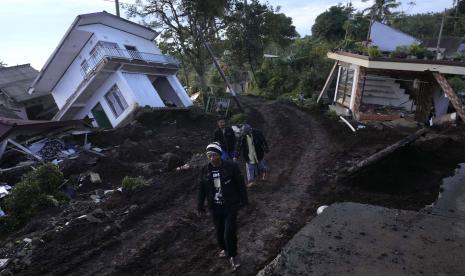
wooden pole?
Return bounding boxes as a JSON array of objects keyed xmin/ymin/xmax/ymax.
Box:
[
  {"xmin": 436, "ymin": 9, "xmax": 446, "ymax": 59},
  {"xmin": 344, "ymin": 128, "xmax": 429, "ymax": 176},
  {"xmin": 199, "ymin": 30, "xmax": 243, "ymax": 111},
  {"xmin": 317, "ymin": 61, "xmax": 338, "ymax": 103}
]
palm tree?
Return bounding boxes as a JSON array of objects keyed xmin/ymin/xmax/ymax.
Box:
[{"xmin": 362, "ymin": 0, "xmax": 400, "ymax": 23}]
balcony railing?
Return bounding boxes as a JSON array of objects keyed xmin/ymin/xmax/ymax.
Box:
[{"xmin": 80, "ymin": 46, "xmax": 179, "ymax": 77}]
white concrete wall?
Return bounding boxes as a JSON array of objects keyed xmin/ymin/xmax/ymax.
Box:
[
  {"xmin": 167, "ymin": 75, "xmax": 193, "ymax": 107},
  {"xmin": 122, "ymin": 73, "xmax": 165, "ymax": 107},
  {"xmin": 52, "ymin": 34, "xmax": 99, "ymax": 109},
  {"xmin": 74, "ymin": 71, "xmax": 137, "ymax": 127},
  {"xmin": 77, "ymin": 24, "xmax": 161, "ymax": 54},
  {"xmin": 52, "ymin": 24, "xmax": 162, "ymax": 109},
  {"xmin": 433, "ymin": 88, "xmax": 450, "ymax": 117}
]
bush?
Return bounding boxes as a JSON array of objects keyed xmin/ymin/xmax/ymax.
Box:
[
  {"xmin": 122, "ymin": 176, "xmax": 149, "ymax": 193},
  {"xmin": 368, "ymin": 47, "xmax": 381, "ymax": 58},
  {"xmin": 3, "ymin": 163, "xmax": 67, "ymax": 232},
  {"xmin": 390, "ymin": 45, "xmax": 409, "ymax": 58},
  {"xmin": 230, "ymin": 113, "xmax": 248, "ymax": 125},
  {"xmin": 448, "ymin": 76, "xmax": 465, "ymax": 92}
]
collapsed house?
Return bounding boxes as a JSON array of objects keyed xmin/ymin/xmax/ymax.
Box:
[
  {"xmin": 0, "ymin": 64, "xmax": 57, "ymax": 120},
  {"xmin": 320, "ymin": 22, "xmax": 465, "ymax": 125},
  {"xmin": 28, "ymin": 11, "xmax": 193, "ymax": 128}
]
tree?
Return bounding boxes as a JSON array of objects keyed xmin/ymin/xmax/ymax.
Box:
[
  {"xmin": 127, "ymin": 0, "xmax": 234, "ymax": 105},
  {"xmin": 362, "ymin": 0, "xmax": 400, "ymax": 23},
  {"xmin": 311, "ymin": 5, "xmax": 354, "ymax": 42},
  {"xmin": 343, "ymin": 12, "xmax": 370, "ymax": 41},
  {"xmin": 225, "ymin": 1, "xmax": 298, "ymax": 81},
  {"xmin": 0, "ymin": 60, "xmax": 6, "ymax": 67}
]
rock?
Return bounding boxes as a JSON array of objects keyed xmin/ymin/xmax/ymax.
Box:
[
  {"xmin": 0, "ymin": 259, "xmax": 9, "ymax": 268},
  {"xmin": 90, "ymin": 195, "xmax": 101, "ymax": 203},
  {"xmin": 23, "ymin": 238, "xmax": 32, "ymax": 243},
  {"xmin": 317, "ymin": 205, "xmax": 329, "ymax": 215},
  {"xmin": 161, "ymin": 153, "xmax": 184, "ymax": 171},
  {"xmin": 129, "ymin": 205, "xmax": 139, "ymax": 213},
  {"xmin": 90, "ymin": 172, "xmax": 102, "ymax": 184}
]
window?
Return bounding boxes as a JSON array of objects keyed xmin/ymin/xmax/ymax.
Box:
[{"xmin": 105, "ymin": 85, "xmax": 129, "ymax": 118}]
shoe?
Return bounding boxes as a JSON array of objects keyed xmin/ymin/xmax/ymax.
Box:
[
  {"xmin": 230, "ymin": 257, "xmax": 240, "ymax": 271},
  {"xmin": 218, "ymin": 250, "xmax": 226, "ymax": 258},
  {"xmin": 247, "ymin": 182, "xmax": 255, "ymax": 188}
]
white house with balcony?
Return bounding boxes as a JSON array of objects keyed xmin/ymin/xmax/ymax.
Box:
[{"xmin": 28, "ymin": 11, "xmax": 192, "ymax": 128}]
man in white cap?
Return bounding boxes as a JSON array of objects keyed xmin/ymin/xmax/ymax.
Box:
[{"xmin": 198, "ymin": 142, "xmax": 248, "ymax": 271}]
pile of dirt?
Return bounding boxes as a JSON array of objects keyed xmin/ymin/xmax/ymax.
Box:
[{"xmin": 1, "ymin": 98, "xmax": 464, "ymax": 275}]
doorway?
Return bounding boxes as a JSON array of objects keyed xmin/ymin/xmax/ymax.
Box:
[{"xmin": 91, "ymin": 103, "xmax": 112, "ymax": 128}]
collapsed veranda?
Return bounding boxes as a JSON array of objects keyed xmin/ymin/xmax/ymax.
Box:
[{"xmin": 320, "ymin": 21, "xmax": 465, "ymax": 125}]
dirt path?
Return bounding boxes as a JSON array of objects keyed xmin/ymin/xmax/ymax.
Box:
[
  {"xmin": 111, "ymin": 97, "xmax": 337, "ymax": 275},
  {"xmin": 4, "ymin": 97, "xmax": 338, "ymax": 276}
]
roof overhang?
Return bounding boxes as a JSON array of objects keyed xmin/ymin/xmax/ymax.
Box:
[
  {"xmin": 29, "ymin": 12, "xmax": 159, "ymax": 95},
  {"xmin": 328, "ymin": 52, "xmax": 465, "ymax": 75}
]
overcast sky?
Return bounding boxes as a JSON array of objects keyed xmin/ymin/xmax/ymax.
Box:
[{"xmin": 0, "ymin": 0, "xmax": 454, "ymax": 69}]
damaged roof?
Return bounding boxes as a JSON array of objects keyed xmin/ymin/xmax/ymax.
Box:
[
  {"xmin": 0, "ymin": 117, "xmax": 91, "ymax": 141},
  {"xmin": 0, "ymin": 64, "xmax": 48, "ymax": 102}
]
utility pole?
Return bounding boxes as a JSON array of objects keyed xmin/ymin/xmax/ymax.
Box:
[
  {"xmin": 198, "ymin": 31, "xmax": 243, "ymax": 111},
  {"xmin": 115, "ymin": 0, "xmax": 120, "ymax": 17},
  {"xmin": 436, "ymin": 9, "xmax": 446, "ymax": 60}
]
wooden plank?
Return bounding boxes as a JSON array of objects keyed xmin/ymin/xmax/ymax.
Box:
[
  {"xmin": 317, "ymin": 61, "xmax": 338, "ymax": 103},
  {"xmin": 433, "ymin": 73, "xmax": 465, "ymax": 122},
  {"xmin": 344, "ymin": 128, "xmax": 429, "ymax": 176}
]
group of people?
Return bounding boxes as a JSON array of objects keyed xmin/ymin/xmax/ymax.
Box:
[{"xmin": 197, "ymin": 118, "xmax": 269, "ymax": 271}]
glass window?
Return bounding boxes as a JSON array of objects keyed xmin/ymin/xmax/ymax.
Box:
[{"xmin": 105, "ymin": 85, "xmax": 129, "ymax": 118}]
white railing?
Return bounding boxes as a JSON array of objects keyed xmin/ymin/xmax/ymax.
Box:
[{"xmin": 80, "ymin": 46, "xmax": 179, "ymax": 77}]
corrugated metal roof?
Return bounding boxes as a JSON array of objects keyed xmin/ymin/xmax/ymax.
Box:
[{"xmin": 0, "ymin": 64, "xmax": 49, "ymax": 102}]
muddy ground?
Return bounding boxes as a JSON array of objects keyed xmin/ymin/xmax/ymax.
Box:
[{"xmin": 1, "ymin": 96, "xmax": 464, "ymax": 275}]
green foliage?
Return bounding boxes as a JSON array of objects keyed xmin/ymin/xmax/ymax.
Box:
[
  {"xmin": 368, "ymin": 47, "xmax": 381, "ymax": 58},
  {"xmin": 448, "ymin": 76, "xmax": 465, "ymax": 92},
  {"xmin": 253, "ymin": 38, "xmax": 332, "ymax": 99},
  {"xmin": 343, "ymin": 12, "xmax": 370, "ymax": 41},
  {"xmin": 362, "ymin": 0, "xmax": 400, "ymax": 23},
  {"xmin": 2, "ymin": 163, "xmax": 67, "ymax": 234},
  {"xmin": 122, "ymin": 176, "xmax": 149, "ymax": 193},
  {"xmin": 230, "ymin": 113, "xmax": 249, "ymax": 124},
  {"xmin": 312, "ymin": 5, "xmax": 353, "ymax": 42},
  {"xmin": 390, "ymin": 45, "xmax": 409, "ymax": 58},
  {"xmin": 454, "ymin": 52, "xmax": 465, "ymax": 61}
]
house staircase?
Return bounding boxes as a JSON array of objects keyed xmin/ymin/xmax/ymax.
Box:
[{"xmin": 361, "ymin": 75, "xmax": 413, "ymax": 110}]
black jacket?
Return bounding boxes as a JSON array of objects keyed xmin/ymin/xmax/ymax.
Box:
[
  {"xmin": 237, "ymin": 129, "xmax": 269, "ymax": 163},
  {"xmin": 198, "ymin": 161, "xmax": 248, "ymax": 212},
  {"xmin": 214, "ymin": 127, "xmax": 236, "ymax": 153}
]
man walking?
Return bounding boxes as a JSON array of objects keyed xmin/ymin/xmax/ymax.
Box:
[
  {"xmin": 213, "ymin": 118, "xmax": 236, "ymax": 160},
  {"xmin": 198, "ymin": 143, "xmax": 248, "ymax": 270},
  {"xmin": 237, "ymin": 124, "xmax": 269, "ymax": 187}
]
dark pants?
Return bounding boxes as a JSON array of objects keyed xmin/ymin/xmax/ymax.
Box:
[{"xmin": 212, "ymin": 207, "xmax": 238, "ymax": 257}]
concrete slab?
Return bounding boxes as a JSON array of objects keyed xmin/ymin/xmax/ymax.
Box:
[{"xmin": 260, "ymin": 201, "xmax": 465, "ymax": 275}]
